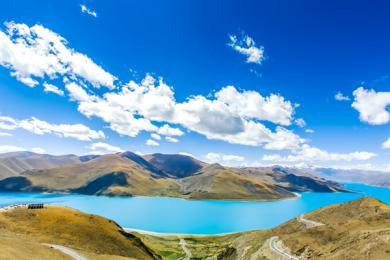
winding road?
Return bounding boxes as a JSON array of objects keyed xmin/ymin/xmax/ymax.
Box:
[
  {"xmin": 297, "ymin": 214, "xmax": 324, "ymax": 228},
  {"xmin": 269, "ymin": 236, "xmax": 299, "ymax": 260},
  {"xmin": 43, "ymin": 244, "xmax": 87, "ymax": 260},
  {"xmin": 179, "ymin": 238, "xmax": 192, "ymax": 260}
]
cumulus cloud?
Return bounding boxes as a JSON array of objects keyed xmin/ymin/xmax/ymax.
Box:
[
  {"xmin": 335, "ymin": 92, "xmax": 350, "ymax": 101},
  {"xmin": 228, "ymin": 34, "xmax": 265, "ymax": 64},
  {"xmin": 0, "ymin": 115, "xmax": 104, "ymax": 141},
  {"xmin": 87, "ymin": 142, "xmax": 124, "ymax": 155},
  {"xmin": 43, "ymin": 82, "xmax": 64, "ymax": 96},
  {"xmin": 150, "ymin": 133, "xmax": 161, "ymax": 140},
  {"xmin": 80, "ymin": 4, "xmax": 97, "ymax": 18},
  {"xmin": 158, "ymin": 124, "xmax": 184, "ymax": 136},
  {"xmin": 262, "ymin": 144, "xmax": 376, "ymax": 163},
  {"xmin": 382, "ymin": 137, "xmax": 390, "ymax": 149},
  {"xmin": 0, "ymin": 22, "xmax": 116, "ymax": 89},
  {"xmin": 0, "ymin": 132, "xmax": 12, "ymax": 136},
  {"xmin": 66, "ymin": 74, "xmax": 301, "ymax": 150},
  {"xmin": 146, "ymin": 139, "xmax": 159, "ymax": 146},
  {"xmin": 205, "ymin": 152, "xmax": 245, "ymax": 166},
  {"xmin": 352, "ymin": 87, "xmax": 390, "ymax": 125}
]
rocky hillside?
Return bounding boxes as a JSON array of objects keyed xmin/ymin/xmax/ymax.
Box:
[
  {"xmin": 134, "ymin": 197, "xmax": 390, "ymax": 260},
  {"xmin": 0, "ymin": 151, "xmax": 347, "ymax": 201},
  {"xmin": 0, "ymin": 205, "xmax": 160, "ymax": 259}
]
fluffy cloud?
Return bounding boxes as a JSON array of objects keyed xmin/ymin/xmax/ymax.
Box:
[
  {"xmin": 0, "ymin": 22, "xmax": 116, "ymax": 89},
  {"xmin": 157, "ymin": 124, "xmax": 184, "ymax": 136},
  {"xmin": 382, "ymin": 137, "xmax": 390, "ymax": 149},
  {"xmin": 43, "ymin": 82, "xmax": 64, "ymax": 96},
  {"xmin": 150, "ymin": 133, "xmax": 161, "ymax": 140},
  {"xmin": 262, "ymin": 144, "xmax": 376, "ymax": 163},
  {"xmin": 294, "ymin": 118, "xmax": 306, "ymax": 128},
  {"xmin": 0, "ymin": 115, "xmax": 104, "ymax": 141},
  {"xmin": 0, "ymin": 132, "xmax": 12, "ymax": 136},
  {"xmin": 205, "ymin": 152, "xmax": 245, "ymax": 166},
  {"xmin": 67, "ymin": 74, "xmax": 301, "ymax": 150},
  {"xmin": 352, "ymin": 87, "xmax": 390, "ymax": 125},
  {"xmin": 228, "ymin": 34, "xmax": 264, "ymax": 64},
  {"xmin": 146, "ymin": 139, "xmax": 159, "ymax": 146},
  {"xmin": 87, "ymin": 142, "xmax": 123, "ymax": 155},
  {"xmin": 305, "ymin": 129, "xmax": 314, "ymax": 134},
  {"xmin": 335, "ymin": 92, "xmax": 350, "ymax": 101},
  {"xmin": 80, "ymin": 4, "xmax": 97, "ymax": 18}
]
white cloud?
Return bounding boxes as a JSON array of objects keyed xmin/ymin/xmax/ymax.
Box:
[
  {"xmin": 158, "ymin": 124, "xmax": 184, "ymax": 136},
  {"xmin": 262, "ymin": 144, "xmax": 376, "ymax": 163},
  {"xmin": 0, "ymin": 115, "xmax": 104, "ymax": 141},
  {"xmin": 294, "ymin": 118, "xmax": 306, "ymax": 128},
  {"xmin": 0, "ymin": 132, "xmax": 12, "ymax": 136},
  {"xmin": 305, "ymin": 129, "xmax": 314, "ymax": 134},
  {"xmin": 43, "ymin": 82, "xmax": 64, "ymax": 96},
  {"xmin": 352, "ymin": 87, "xmax": 390, "ymax": 125},
  {"xmin": 150, "ymin": 133, "xmax": 161, "ymax": 140},
  {"xmin": 146, "ymin": 139, "xmax": 159, "ymax": 146},
  {"xmin": 335, "ymin": 92, "xmax": 350, "ymax": 101},
  {"xmin": 0, "ymin": 145, "xmax": 25, "ymax": 153},
  {"xmin": 205, "ymin": 152, "xmax": 245, "ymax": 166},
  {"xmin": 382, "ymin": 137, "xmax": 390, "ymax": 149},
  {"xmin": 68, "ymin": 74, "xmax": 301, "ymax": 150},
  {"xmin": 228, "ymin": 34, "xmax": 265, "ymax": 64},
  {"xmin": 0, "ymin": 145, "xmax": 45, "ymax": 154},
  {"xmin": 165, "ymin": 136, "xmax": 178, "ymax": 143},
  {"xmin": 80, "ymin": 4, "xmax": 97, "ymax": 18},
  {"xmin": 179, "ymin": 152, "xmax": 195, "ymax": 157},
  {"xmin": 0, "ymin": 22, "xmax": 116, "ymax": 89},
  {"xmin": 87, "ymin": 142, "xmax": 124, "ymax": 155}
]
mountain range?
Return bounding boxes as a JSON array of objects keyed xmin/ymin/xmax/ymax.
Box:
[{"xmin": 0, "ymin": 151, "xmax": 347, "ymax": 201}]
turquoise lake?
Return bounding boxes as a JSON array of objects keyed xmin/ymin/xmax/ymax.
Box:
[{"xmin": 0, "ymin": 183, "xmax": 388, "ymax": 234}]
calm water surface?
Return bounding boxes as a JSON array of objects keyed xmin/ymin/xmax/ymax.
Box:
[{"xmin": 0, "ymin": 183, "xmax": 388, "ymax": 234}]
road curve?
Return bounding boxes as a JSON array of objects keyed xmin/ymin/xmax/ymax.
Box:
[
  {"xmin": 298, "ymin": 214, "xmax": 324, "ymax": 228},
  {"xmin": 269, "ymin": 236, "xmax": 299, "ymax": 260},
  {"xmin": 43, "ymin": 244, "xmax": 87, "ymax": 260}
]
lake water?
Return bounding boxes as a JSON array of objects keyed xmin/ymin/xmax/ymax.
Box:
[{"xmin": 0, "ymin": 183, "xmax": 388, "ymax": 234}]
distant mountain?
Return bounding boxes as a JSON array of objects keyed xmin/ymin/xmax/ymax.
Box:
[
  {"xmin": 0, "ymin": 151, "xmax": 347, "ymax": 200},
  {"xmin": 303, "ymin": 167, "xmax": 390, "ymax": 188},
  {"xmin": 0, "ymin": 151, "xmax": 82, "ymax": 179}
]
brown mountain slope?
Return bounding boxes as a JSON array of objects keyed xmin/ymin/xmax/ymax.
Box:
[
  {"xmin": 0, "ymin": 151, "xmax": 82, "ymax": 179},
  {"xmin": 0, "ymin": 205, "xmax": 160, "ymax": 259},
  {"xmin": 0, "ymin": 153, "xmax": 181, "ymax": 196}
]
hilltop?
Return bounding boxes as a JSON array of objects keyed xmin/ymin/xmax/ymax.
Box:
[{"xmin": 0, "ymin": 151, "xmax": 347, "ymax": 201}]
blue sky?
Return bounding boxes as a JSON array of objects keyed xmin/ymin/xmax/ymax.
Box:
[{"xmin": 0, "ymin": 0, "xmax": 389, "ymax": 170}]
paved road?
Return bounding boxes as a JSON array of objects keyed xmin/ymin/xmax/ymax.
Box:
[
  {"xmin": 43, "ymin": 244, "xmax": 87, "ymax": 260},
  {"xmin": 269, "ymin": 236, "xmax": 299, "ymax": 260},
  {"xmin": 179, "ymin": 238, "xmax": 192, "ymax": 259},
  {"xmin": 298, "ymin": 214, "xmax": 324, "ymax": 228}
]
